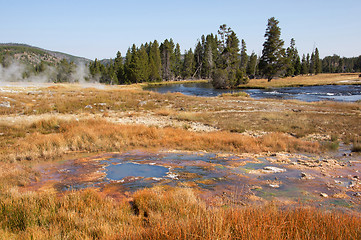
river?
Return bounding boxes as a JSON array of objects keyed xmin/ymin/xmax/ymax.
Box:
[{"xmin": 146, "ymin": 82, "xmax": 361, "ymax": 102}]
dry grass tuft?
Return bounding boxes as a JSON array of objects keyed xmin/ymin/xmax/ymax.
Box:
[
  {"xmin": 0, "ymin": 186, "xmax": 359, "ymax": 239},
  {"xmin": 0, "ymin": 119, "xmax": 320, "ymax": 162}
]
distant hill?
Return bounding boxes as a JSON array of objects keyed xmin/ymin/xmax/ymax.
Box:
[{"xmin": 0, "ymin": 43, "xmax": 91, "ymax": 66}]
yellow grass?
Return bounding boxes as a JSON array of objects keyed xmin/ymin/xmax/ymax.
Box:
[
  {"xmin": 0, "ymin": 186, "xmax": 360, "ymax": 239},
  {"xmin": 0, "ymin": 118, "xmax": 319, "ymax": 162},
  {"xmin": 240, "ymin": 73, "xmax": 361, "ymax": 88}
]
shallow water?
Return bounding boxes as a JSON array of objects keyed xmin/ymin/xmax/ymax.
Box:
[
  {"xmin": 30, "ymin": 150, "xmax": 361, "ymax": 211},
  {"xmin": 105, "ymin": 162, "xmax": 169, "ymax": 181},
  {"xmin": 146, "ymin": 82, "xmax": 361, "ymax": 102}
]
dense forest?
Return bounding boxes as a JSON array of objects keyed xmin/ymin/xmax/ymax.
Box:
[
  {"xmin": 87, "ymin": 17, "xmax": 361, "ymax": 88},
  {"xmin": 1, "ymin": 18, "xmax": 360, "ymax": 88}
]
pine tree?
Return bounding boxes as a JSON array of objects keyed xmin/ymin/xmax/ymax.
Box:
[
  {"xmin": 148, "ymin": 40, "xmax": 162, "ymax": 82},
  {"xmin": 306, "ymin": 53, "xmax": 311, "ymax": 74},
  {"xmin": 338, "ymin": 58, "xmax": 344, "ymax": 73},
  {"xmin": 89, "ymin": 58, "xmax": 102, "ymax": 79},
  {"xmin": 194, "ymin": 41, "xmax": 203, "ymax": 79},
  {"xmin": 314, "ymin": 48, "xmax": 322, "ymax": 74},
  {"xmin": 246, "ymin": 52, "xmax": 258, "ymax": 77},
  {"xmin": 301, "ymin": 54, "xmax": 309, "ymax": 75},
  {"xmin": 136, "ymin": 44, "xmax": 150, "ymax": 82},
  {"xmin": 182, "ymin": 48, "xmax": 195, "ymax": 79},
  {"xmin": 294, "ymin": 55, "xmax": 301, "ymax": 75},
  {"xmin": 259, "ymin": 17, "xmax": 286, "ymax": 82},
  {"xmin": 114, "ymin": 51, "xmax": 124, "ymax": 84},
  {"xmin": 211, "ymin": 25, "xmax": 246, "ymax": 88},
  {"xmin": 127, "ymin": 44, "xmax": 139, "ymax": 83},
  {"xmin": 160, "ymin": 39, "xmax": 174, "ymax": 81},
  {"xmin": 285, "ymin": 38, "xmax": 299, "ymax": 76},
  {"xmin": 123, "ymin": 48, "xmax": 132, "ymax": 83},
  {"xmin": 202, "ymin": 39, "xmax": 214, "ymax": 79},
  {"xmin": 240, "ymin": 39, "xmax": 248, "ymax": 71},
  {"xmin": 56, "ymin": 59, "xmax": 75, "ymax": 82},
  {"xmin": 309, "ymin": 52, "xmax": 315, "ymax": 74},
  {"xmin": 203, "ymin": 34, "xmax": 218, "ymax": 79},
  {"xmin": 173, "ymin": 43, "xmax": 182, "ymax": 79}
]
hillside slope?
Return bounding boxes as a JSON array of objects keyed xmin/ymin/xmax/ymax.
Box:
[{"xmin": 0, "ymin": 43, "xmax": 91, "ymax": 66}]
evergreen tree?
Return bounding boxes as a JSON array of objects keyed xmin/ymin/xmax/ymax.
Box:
[
  {"xmin": 182, "ymin": 48, "xmax": 195, "ymax": 79},
  {"xmin": 202, "ymin": 39, "xmax": 214, "ymax": 79},
  {"xmin": 160, "ymin": 39, "xmax": 174, "ymax": 80},
  {"xmin": 137, "ymin": 44, "xmax": 150, "ymax": 82},
  {"xmin": 56, "ymin": 59, "xmax": 75, "ymax": 82},
  {"xmin": 314, "ymin": 48, "xmax": 322, "ymax": 74},
  {"xmin": 123, "ymin": 48, "xmax": 132, "ymax": 83},
  {"xmin": 355, "ymin": 55, "xmax": 361, "ymax": 72},
  {"xmin": 211, "ymin": 25, "xmax": 246, "ymax": 88},
  {"xmin": 259, "ymin": 17, "xmax": 286, "ymax": 81},
  {"xmin": 148, "ymin": 40, "xmax": 162, "ymax": 82},
  {"xmin": 89, "ymin": 58, "xmax": 102, "ymax": 79},
  {"xmin": 114, "ymin": 51, "xmax": 124, "ymax": 84},
  {"xmin": 35, "ymin": 61, "xmax": 47, "ymax": 74},
  {"xmin": 240, "ymin": 39, "xmax": 248, "ymax": 71},
  {"xmin": 285, "ymin": 38, "xmax": 300, "ymax": 76},
  {"xmin": 173, "ymin": 43, "xmax": 182, "ymax": 79},
  {"xmin": 306, "ymin": 53, "xmax": 311, "ymax": 74},
  {"xmin": 246, "ymin": 52, "xmax": 258, "ymax": 77},
  {"xmin": 100, "ymin": 59, "xmax": 118, "ymax": 84},
  {"xmin": 301, "ymin": 54, "xmax": 309, "ymax": 75},
  {"xmin": 309, "ymin": 52, "xmax": 315, "ymax": 74},
  {"xmin": 294, "ymin": 55, "xmax": 301, "ymax": 75},
  {"xmin": 194, "ymin": 41, "xmax": 203, "ymax": 78},
  {"xmin": 338, "ymin": 57, "xmax": 344, "ymax": 73}
]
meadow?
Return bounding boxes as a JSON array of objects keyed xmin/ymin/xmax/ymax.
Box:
[{"xmin": 0, "ymin": 73, "xmax": 360, "ymax": 239}]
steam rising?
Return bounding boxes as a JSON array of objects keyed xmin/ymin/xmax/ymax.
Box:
[{"xmin": 0, "ymin": 60, "xmax": 95, "ymax": 84}]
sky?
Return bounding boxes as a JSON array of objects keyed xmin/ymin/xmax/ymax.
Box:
[{"xmin": 1, "ymin": 0, "xmax": 361, "ymax": 60}]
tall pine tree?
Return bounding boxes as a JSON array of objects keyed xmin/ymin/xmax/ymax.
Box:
[
  {"xmin": 148, "ymin": 40, "xmax": 162, "ymax": 82},
  {"xmin": 259, "ymin": 17, "xmax": 286, "ymax": 81}
]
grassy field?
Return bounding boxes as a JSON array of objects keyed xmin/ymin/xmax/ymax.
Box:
[
  {"xmin": 0, "ymin": 186, "xmax": 360, "ymax": 239},
  {"xmin": 0, "ymin": 74, "xmax": 360, "ymax": 239},
  {"xmin": 239, "ymin": 73, "xmax": 361, "ymax": 88}
]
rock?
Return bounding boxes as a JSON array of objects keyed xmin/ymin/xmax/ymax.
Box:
[
  {"xmin": 320, "ymin": 193, "xmax": 328, "ymax": 198},
  {"xmin": 301, "ymin": 172, "xmax": 315, "ymax": 180},
  {"xmin": 263, "ymin": 166, "xmax": 286, "ymax": 173},
  {"xmin": 352, "ymin": 192, "xmax": 361, "ymax": 197},
  {"xmin": 85, "ymin": 105, "xmax": 93, "ymax": 109},
  {"xmin": 0, "ymin": 101, "xmax": 10, "ymax": 108},
  {"xmin": 297, "ymin": 159, "xmax": 320, "ymax": 167},
  {"xmin": 269, "ymin": 184, "xmax": 280, "ymax": 188},
  {"xmin": 348, "ymin": 181, "xmax": 357, "ymax": 188},
  {"xmin": 138, "ymin": 101, "xmax": 147, "ymax": 106}
]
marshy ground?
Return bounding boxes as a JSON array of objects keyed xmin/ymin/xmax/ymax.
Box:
[{"xmin": 0, "ymin": 73, "xmax": 360, "ymax": 239}]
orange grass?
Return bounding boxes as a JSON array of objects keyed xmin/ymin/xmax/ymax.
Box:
[
  {"xmin": 1, "ymin": 119, "xmax": 320, "ymax": 162},
  {"xmin": 0, "ymin": 186, "xmax": 360, "ymax": 239}
]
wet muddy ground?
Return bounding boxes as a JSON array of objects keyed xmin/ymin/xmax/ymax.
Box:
[{"xmin": 27, "ymin": 149, "xmax": 361, "ymax": 212}]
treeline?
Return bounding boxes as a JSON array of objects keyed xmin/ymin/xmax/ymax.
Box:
[
  {"xmin": 88, "ymin": 29, "xmax": 255, "ymax": 88},
  {"xmin": 1, "ymin": 18, "xmax": 361, "ymax": 86},
  {"xmin": 89, "ymin": 19, "xmax": 360, "ymax": 88}
]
